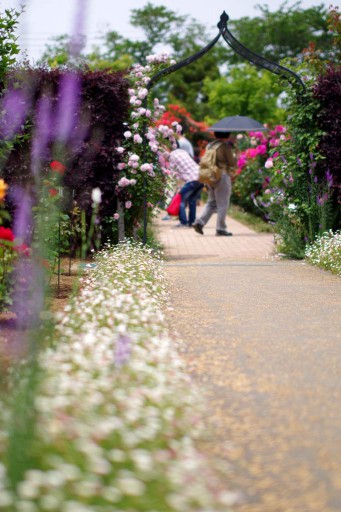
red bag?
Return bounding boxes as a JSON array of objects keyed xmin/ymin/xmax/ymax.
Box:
[{"xmin": 166, "ymin": 192, "xmax": 181, "ymax": 216}]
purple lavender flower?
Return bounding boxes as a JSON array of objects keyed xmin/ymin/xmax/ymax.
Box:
[
  {"xmin": 11, "ymin": 188, "xmax": 32, "ymax": 241},
  {"xmin": 55, "ymin": 73, "xmax": 82, "ymax": 143},
  {"xmin": 316, "ymin": 193, "xmax": 329, "ymax": 206},
  {"xmin": 115, "ymin": 334, "xmax": 132, "ymax": 367},
  {"xmin": 31, "ymin": 96, "xmax": 53, "ymax": 176},
  {"xmin": 297, "ymin": 157, "xmax": 302, "ymax": 167},
  {"xmin": 326, "ymin": 169, "xmax": 333, "ymax": 187},
  {"xmin": 0, "ymin": 89, "xmax": 29, "ymax": 140}
]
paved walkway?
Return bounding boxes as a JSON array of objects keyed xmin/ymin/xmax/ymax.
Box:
[
  {"xmin": 156, "ymin": 210, "xmax": 341, "ymax": 512},
  {"xmin": 157, "ymin": 210, "xmax": 274, "ymax": 261}
]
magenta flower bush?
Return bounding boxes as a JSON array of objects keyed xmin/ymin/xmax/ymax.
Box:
[{"xmin": 232, "ymin": 126, "xmax": 286, "ymax": 214}]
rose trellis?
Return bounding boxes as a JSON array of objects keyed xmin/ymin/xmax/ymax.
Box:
[{"xmin": 114, "ymin": 53, "xmax": 182, "ymax": 240}]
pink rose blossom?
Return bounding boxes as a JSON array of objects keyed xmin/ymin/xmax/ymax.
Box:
[
  {"xmin": 125, "ymin": 201, "xmax": 132, "ymax": 209},
  {"xmin": 113, "ymin": 213, "xmax": 120, "ymax": 220},
  {"xmin": 256, "ymin": 144, "xmax": 267, "ymax": 155},
  {"xmin": 118, "ymin": 177, "xmax": 131, "ymax": 187},
  {"xmin": 124, "ymin": 131, "xmax": 132, "ymax": 139},
  {"xmin": 116, "ymin": 147, "xmax": 125, "ymax": 154},
  {"xmin": 117, "ymin": 163, "xmax": 126, "ymax": 170},
  {"xmin": 265, "ymin": 158, "xmax": 274, "ymax": 169},
  {"xmin": 133, "ymin": 134, "xmax": 143, "ymax": 144},
  {"xmin": 140, "ymin": 163, "xmax": 152, "ymax": 172},
  {"xmin": 138, "ymin": 88, "xmax": 148, "ymax": 99}
]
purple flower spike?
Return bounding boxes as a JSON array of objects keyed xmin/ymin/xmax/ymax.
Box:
[
  {"xmin": 11, "ymin": 187, "xmax": 32, "ymax": 242},
  {"xmin": 70, "ymin": 0, "xmax": 89, "ymax": 57},
  {"xmin": 297, "ymin": 157, "xmax": 302, "ymax": 167},
  {"xmin": 326, "ymin": 169, "xmax": 333, "ymax": 187},
  {"xmin": 0, "ymin": 89, "xmax": 29, "ymax": 140},
  {"xmin": 55, "ymin": 72, "xmax": 82, "ymax": 143},
  {"xmin": 31, "ymin": 96, "xmax": 53, "ymax": 176},
  {"xmin": 115, "ymin": 334, "xmax": 132, "ymax": 368},
  {"xmin": 309, "ymin": 152, "xmax": 314, "ymax": 161}
]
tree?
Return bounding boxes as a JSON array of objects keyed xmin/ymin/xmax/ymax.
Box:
[
  {"xmin": 203, "ymin": 64, "xmax": 285, "ymax": 125},
  {"xmin": 38, "ymin": 34, "xmax": 87, "ymax": 67},
  {"xmin": 101, "ymin": 2, "xmax": 186, "ymax": 64},
  {"xmin": 0, "ymin": 6, "xmax": 22, "ymax": 86},
  {"xmin": 228, "ymin": 2, "xmax": 332, "ymax": 64}
]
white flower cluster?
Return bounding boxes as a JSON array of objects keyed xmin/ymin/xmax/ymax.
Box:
[
  {"xmin": 114, "ymin": 54, "xmax": 182, "ymax": 213},
  {"xmin": 0, "ymin": 242, "xmax": 235, "ymax": 511},
  {"xmin": 305, "ymin": 230, "xmax": 341, "ymax": 276}
]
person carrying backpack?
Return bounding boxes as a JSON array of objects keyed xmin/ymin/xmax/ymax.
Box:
[{"xmin": 193, "ymin": 131, "xmax": 237, "ymax": 236}]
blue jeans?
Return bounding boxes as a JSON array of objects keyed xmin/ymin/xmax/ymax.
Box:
[{"xmin": 179, "ymin": 181, "xmax": 203, "ymax": 225}]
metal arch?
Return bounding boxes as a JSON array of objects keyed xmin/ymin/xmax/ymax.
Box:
[
  {"xmin": 146, "ymin": 10, "xmax": 305, "ymax": 92},
  {"xmin": 147, "ymin": 32, "xmax": 222, "ymax": 91},
  {"xmin": 221, "ymin": 26, "xmax": 306, "ymax": 91},
  {"xmin": 142, "ymin": 10, "xmax": 305, "ymax": 244}
]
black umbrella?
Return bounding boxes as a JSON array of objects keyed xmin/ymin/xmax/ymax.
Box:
[{"xmin": 208, "ymin": 115, "xmax": 266, "ymax": 132}]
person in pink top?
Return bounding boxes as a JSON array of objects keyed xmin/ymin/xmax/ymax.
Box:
[{"xmin": 169, "ymin": 144, "xmax": 203, "ymax": 227}]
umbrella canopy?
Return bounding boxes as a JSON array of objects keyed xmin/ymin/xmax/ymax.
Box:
[{"xmin": 208, "ymin": 115, "xmax": 266, "ymax": 132}]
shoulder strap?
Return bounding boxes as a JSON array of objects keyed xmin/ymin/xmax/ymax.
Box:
[{"xmin": 207, "ymin": 140, "xmax": 224, "ymax": 150}]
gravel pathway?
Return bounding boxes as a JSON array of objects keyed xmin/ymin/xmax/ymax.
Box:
[{"xmin": 157, "ymin": 210, "xmax": 341, "ymax": 512}]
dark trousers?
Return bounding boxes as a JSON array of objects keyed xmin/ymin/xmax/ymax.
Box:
[{"xmin": 179, "ymin": 181, "xmax": 204, "ymax": 225}]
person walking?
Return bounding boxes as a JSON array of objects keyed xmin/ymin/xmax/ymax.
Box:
[
  {"xmin": 193, "ymin": 132, "xmax": 237, "ymax": 236},
  {"xmin": 169, "ymin": 145, "xmax": 203, "ymax": 227}
]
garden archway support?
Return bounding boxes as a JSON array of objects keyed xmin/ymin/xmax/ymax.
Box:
[{"xmin": 142, "ymin": 10, "xmax": 306, "ymax": 244}]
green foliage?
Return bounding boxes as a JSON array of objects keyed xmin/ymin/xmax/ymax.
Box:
[
  {"xmin": 0, "ymin": 6, "xmax": 22, "ymax": 84},
  {"xmin": 229, "ymin": 2, "xmax": 332, "ymax": 64},
  {"xmin": 38, "ymin": 34, "xmax": 86, "ymax": 67},
  {"xmin": 256, "ymin": 61, "xmax": 337, "ymax": 258},
  {"xmin": 0, "ymin": 241, "xmax": 16, "ymax": 310},
  {"xmin": 229, "ymin": 204, "xmax": 274, "ymax": 233},
  {"xmin": 203, "ymin": 64, "xmax": 285, "ymax": 125}
]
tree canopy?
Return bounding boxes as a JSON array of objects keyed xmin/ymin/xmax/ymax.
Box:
[
  {"xmin": 37, "ymin": 1, "xmax": 333, "ymax": 123},
  {"xmin": 228, "ymin": 2, "xmax": 332, "ymax": 64}
]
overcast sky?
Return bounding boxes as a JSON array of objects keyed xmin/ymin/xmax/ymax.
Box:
[{"xmin": 1, "ymin": 0, "xmax": 337, "ymax": 61}]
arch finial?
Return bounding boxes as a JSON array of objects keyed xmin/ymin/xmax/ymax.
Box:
[{"xmin": 218, "ymin": 11, "xmax": 229, "ymax": 30}]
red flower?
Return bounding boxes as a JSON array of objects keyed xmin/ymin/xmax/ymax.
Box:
[
  {"xmin": 49, "ymin": 188, "xmax": 58, "ymax": 197},
  {"xmin": 0, "ymin": 227, "xmax": 15, "ymax": 242},
  {"xmin": 50, "ymin": 160, "xmax": 66, "ymax": 174},
  {"xmin": 14, "ymin": 243, "xmax": 31, "ymax": 257}
]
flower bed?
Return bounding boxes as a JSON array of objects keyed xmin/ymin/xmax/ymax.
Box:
[
  {"xmin": 0, "ymin": 242, "xmax": 233, "ymax": 511},
  {"xmin": 305, "ymin": 230, "xmax": 341, "ymax": 276}
]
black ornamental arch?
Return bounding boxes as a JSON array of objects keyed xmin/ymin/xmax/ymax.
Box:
[{"xmin": 141, "ymin": 11, "xmax": 305, "ymax": 243}]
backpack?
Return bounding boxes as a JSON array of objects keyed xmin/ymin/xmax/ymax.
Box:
[{"xmin": 198, "ymin": 141, "xmax": 224, "ymax": 187}]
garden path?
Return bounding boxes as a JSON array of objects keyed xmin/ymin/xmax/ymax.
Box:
[{"xmin": 156, "ymin": 209, "xmax": 341, "ymax": 512}]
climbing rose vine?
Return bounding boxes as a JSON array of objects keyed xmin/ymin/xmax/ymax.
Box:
[{"xmin": 114, "ymin": 53, "xmax": 182, "ymax": 234}]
